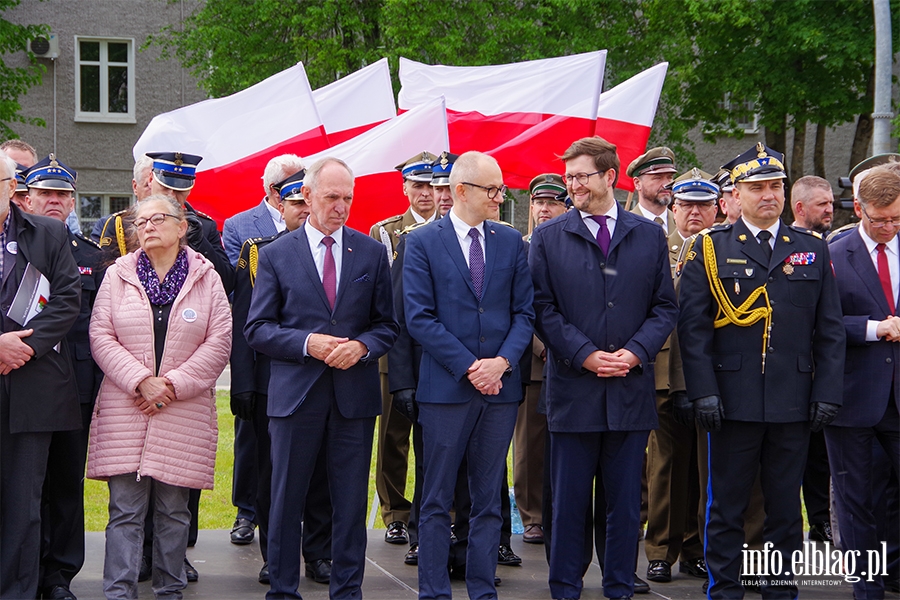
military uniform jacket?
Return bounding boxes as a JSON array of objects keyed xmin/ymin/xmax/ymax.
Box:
[
  {"xmin": 677, "ymin": 218, "xmax": 845, "ymax": 422},
  {"xmin": 67, "ymin": 231, "xmax": 106, "ymax": 405}
]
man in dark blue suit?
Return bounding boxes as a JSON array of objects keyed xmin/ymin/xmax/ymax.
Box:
[
  {"xmin": 245, "ymin": 157, "xmax": 399, "ymax": 600},
  {"xmin": 223, "ymin": 153, "xmax": 307, "ymax": 546},
  {"xmin": 530, "ymin": 136, "xmax": 678, "ymax": 600},
  {"xmin": 404, "ymin": 151, "xmax": 534, "ymax": 599},
  {"xmin": 828, "ymin": 164, "xmax": 900, "ymax": 599}
]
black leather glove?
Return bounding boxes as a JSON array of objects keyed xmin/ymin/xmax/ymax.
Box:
[
  {"xmin": 808, "ymin": 402, "xmax": 840, "ymax": 432},
  {"xmin": 694, "ymin": 395, "xmax": 724, "ymax": 431},
  {"xmin": 392, "ymin": 388, "xmax": 417, "ymax": 422},
  {"xmin": 231, "ymin": 392, "xmax": 256, "ymax": 421},
  {"xmin": 185, "ymin": 213, "xmax": 204, "ymax": 250},
  {"xmin": 670, "ymin": 391, "xmax": 694, "ymax": 427}
]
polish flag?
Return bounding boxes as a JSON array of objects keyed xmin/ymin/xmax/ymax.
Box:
[
  {"xmin": 133, "ymin": 63, "xmax": 330, "ymax": 226},
  {"xmin": 398, "ymin": 51, "xmax": 606, "ymax": 155},
  {"xmin": 595, "ymin": 62, "xmax": 669, "ymax": 192},
  {"xmin": 313, "ymin": 57, "xmax": 397, "ymax": 146},
  {"xmin": 303, "ymin": 96, "xmax": 449, "ymax": 234}
]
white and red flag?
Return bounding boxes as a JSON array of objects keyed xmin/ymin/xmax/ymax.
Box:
[
  {"xmin": 133, "ymin": 63, "xmax": 329, "ymax": 226},
  {"xmin": 398, "ymin": 51, "xmax": 606, "ymax": 155},
  {"xmin": 313, "ymin": 57, "xmax": 397, "ymax": 146},
  {"xmin": 303, "ymin": 96, "xmax": 449, "ymax": 234},
  {"xmin": 594, "ymin": 62, "xmax": 669, "ymax": 192}
]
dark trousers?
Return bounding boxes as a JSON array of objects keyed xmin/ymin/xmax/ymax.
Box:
[
  {"xmin": 267, "ymin": 375, "xmax": 374, "ymax": 600},
  {"xmin": 802, "ymin": 429, "xmax": 831, "ymax": 525},
  {"xmin": 376, "ymin": 371, "xmax": 412, "ymax": 526},
  {"xmin": 39, "ymin": 402, "xmax": 93, "ymax": 590},
  {"xmin": 706, "ymin": 421, "xmax": 809, "ymax": 600},
  {"xmin": 825, "ymin": 399, "xmax": 900, "ymax": 600},
  {"xmin": 417, "ymin": 398, "xmax": 518, "ymax": 600},
  {"xmin": 233, "ymin": 417, "xmax": 258, "ymax": 522},
  {"xmin": 548, "ymin": 430, "xmax": 649, "ymax": 600}
]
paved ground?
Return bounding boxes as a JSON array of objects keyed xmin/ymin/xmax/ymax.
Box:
[{"xmin": 67, "ymin": 530, "xmax": 897, "ymax": 599}]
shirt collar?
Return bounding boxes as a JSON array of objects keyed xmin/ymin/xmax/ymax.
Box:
[
  {"xmin": 741, "ymin": 217, "xmax": 780, "ymax": 241},
  {"xmin": 858, "ymin": 225, "xmax": 899, "ymax": 256},
  {"xmin": 412, "ymin": 209, "xmax": 435, "ymax": 225},
  {"xmin": 305, "ymin": 219, "xmax": 343, "ymax": 249},
  {"xmin": 264, "ymin": 198, "xmax": 284, "ymax": 224},
  {"xmin": 449, "ymin": 208, "xmax": 484, "ymax": 239},
  {"xmin": 579, "ymin": 201, "xmax": 618, "ymax": 223}
]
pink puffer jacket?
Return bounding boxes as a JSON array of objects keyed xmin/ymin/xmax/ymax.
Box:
[{"xmin": 86, "ymin": 249, "xmax": 231, "ymax": 489}]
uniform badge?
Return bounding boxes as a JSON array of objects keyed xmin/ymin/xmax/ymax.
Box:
[
  {"xmin": 6, "ymin": 241, "xmax": 16, "ymax": 254},
  {"xmin": 675, "ymin": 260, "xmax": 684, "ymax": 277},
  {"xmin": 726, "ymin": 258, "xmax": 747, "ymax": 264},
  {"xmin": 182, "ymin": 308, "xmax": 198, "ymax": 323},
  {"xmin": 78, "ymin": 266, "xmax": 92, "ymax": 275},
  {"xmin": 738, "ymin": 234, "xmax": 747, "ymax": 242},
  {"xmin": 787, "ymin": 252, "xmax": 816, "ymax": 265},
  {"xmin": 783, "ymin": 264, "xmax": 794, "ymax": 275},
  {"xmin": 686, "ymin": 250, "xmax": 697, "ymax": 261},
  {"xmin": 745, "ymin": 268, "xmax": 754, "ymax": 276},
  {"xmin": 72, "ymin": 239, "xmax": 78, "ymax": 247},
  {"xmin": 782, "ymin": 235, "xmax": 790, "ymax": 242}
]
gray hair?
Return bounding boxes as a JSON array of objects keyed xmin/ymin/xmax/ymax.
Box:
[
  {"xmin": 304, "ymin": 157, "xmax": 353, "ymax": 192},
  {"xmin": 133, "ymin": 155, "xmax": 153, "ymax": 186},
  {"xmin": 263, "ymin": 154, "xmax": 306, "ymax": 192},
  {"xmin": 0, "ymin": 151, "xmax": 16, "ymax": 180},
  {"xmin": 449, "ymin": 151, "xmax": 498, "ymax": 201}
]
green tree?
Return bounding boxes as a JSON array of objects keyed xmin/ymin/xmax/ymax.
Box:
[{"xmin": 0, "ymin": 0, "xmax": 47, "ymax": 140}]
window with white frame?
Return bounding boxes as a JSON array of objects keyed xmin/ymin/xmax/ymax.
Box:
[
  {"xmin": 717, "ymin": 94, "xmax": 759, "ymax": 134},
  {"xmin": 78, "ymin": 193, "xmax": 133, "ymax": 233},
  {"xmin": 75, "ymin": 37, "xmax": 135, "ymax": 123}
]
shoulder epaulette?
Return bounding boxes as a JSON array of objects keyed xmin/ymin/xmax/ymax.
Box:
[
  {"xmin": 788, "ymin": 224, "xmax": 823, "ymax": 239},
  {"xmin": 488, "ymin": 219, "xmax": 516, "ymax": 229},
  {"xmin": 825, "ymin": 222, "xmax": 858, "ymax": 243},
  {"xmin": 703, "ymin": 222, "xmax": 733, "ymax": 235},
  {"xmin": 374, "ymin": 214, "xmax": 403, "ymax": 228},
  {"xmin": 73, "ymin": 232, "xmax": 101, "ymax": 250},
  {"xmin": 193, "ymin": 209, "xmax": 214, "ymax": 221},
  {"xmin": 400, "ymin": 222, "xmax": 427, "ymax": 236}
]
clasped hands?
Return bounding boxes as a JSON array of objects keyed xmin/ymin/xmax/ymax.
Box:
[
  {"xmin": 876, "ymin": 316, "xmax": 900, "ymax": 341},
  {"xmin": 467, "ymin": 357, "xmax": 507, "ymax": 395},
  {"xmin": 582, "ymin": 348, "xmax": 640, "ymax": 377},
  {"xmin": 308, "ymin": 333, "xmax": 367, "ymax": 370},
  {"xmin": 0, "ymin": 329, "xmax": 35, "ymax": 375},
  {"xmin": 136, "ymin": 376, "xmax": 176, "ymax": 416}
]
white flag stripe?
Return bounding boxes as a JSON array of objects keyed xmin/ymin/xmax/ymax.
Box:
[
  {"xmin": 304, "ymin": 96, "xmax": 449, "ymax": 177},
  {"xmin": 398, "ymin": 51, "xmax": 606, "ymax": 118},
  {"xmin": 596, "ymin": 62, "xmax": 668, "ymax": 126},
  {"xmin": 133, "ymin": 63, "xmax": 323, "ymax": 171},
  {"xmin": 312, "ymin": 58, "xmax": 396, "ymax": 134}
]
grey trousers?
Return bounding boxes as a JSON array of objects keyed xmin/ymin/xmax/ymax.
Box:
[{"xmin": 103, "ymin": 474, "xmax": 190, "ymax": 600}]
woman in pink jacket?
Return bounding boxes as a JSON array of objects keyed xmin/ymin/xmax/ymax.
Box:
[{"xmin": 87, "ymin": 195, "xmax": 231, "ymax": 599}]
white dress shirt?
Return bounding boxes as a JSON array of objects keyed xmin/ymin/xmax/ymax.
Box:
[
  {"xmin": 858, "ymin": 226, "xmax": 900, "ymax": 341},
  {"xmin": 448, "ymin": 209, "xmax": 485, "ymax": 268},
  {"xmin": 580, "ymin": 201, "xmax": 619, "ymax": 242},
  {"xmin": 413, "ymin": 209, "xmax": 436, "ymax": 225},
  {"xmin": 302, "ymin": 221, "xmax": 345, "ymax": 356},
  {"xmin": 638, "ymin": 204, "xmax": 668, "ymax": 234},
  {"xmin": 264, "ymin": 198, "xmax": 286, "ymax": 232},
  {"xmin": 741, "ymin": 217, "xmax": 780, "ymax": 251}
]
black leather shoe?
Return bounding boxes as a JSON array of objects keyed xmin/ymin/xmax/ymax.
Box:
[
  {"xmin": 230, "ymin": 517, "xmax": 255, "ymax": 545},
  {"xmin": 384, "ymin": 521, "xmax": 408, "ymax": 544},
  {"xmin": 497, "ymin": 544, "xmax": 522, "ymax": 566},
  {"xmin": 646, "ymin": 560, "xmax": 671, "ymax": 582},
  {"xmin": 258, "ymin": 561, "xmax": 269, "ymax": 584},
  {"xmin": 679, "ymin": 557, "xmax": 708, "ymax": 579},
  {"xmin": 808, "ymin": 521, "xmax": 833, "ymax": 543},
  {"xmin": 138, "ymin": 554, "xmax": 151, "ymax": 582},
  {"xmin": 404, "ymin": 543, "xmax": 418, "ymax": 565},
  {"xmin": 305, "ymin": 558, "xmax": 331, "ymax": 584},
  {"xmin": 634, "ymin": 573, "xmax": 651, "ymax": 594},
  {"xmin": 184, "ymin": 557, "xmax": 198, "ymax": 583},
  {"xmin": 43, "ymin": 586, "xmax": 76, "ymax": 600}
]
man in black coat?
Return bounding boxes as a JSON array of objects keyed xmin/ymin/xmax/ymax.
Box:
[{"xmin": 0, "ymin": 151, "xmax": 81, "ymax": 600}]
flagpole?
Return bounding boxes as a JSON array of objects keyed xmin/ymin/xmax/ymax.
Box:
[{"xmin": 625, "ymin": 191, "xmax": 634, "ymax": 210}]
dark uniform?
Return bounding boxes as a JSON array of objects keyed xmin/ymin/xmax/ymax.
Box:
[
  {"xmin": 678, "ymin": 144, "xmax": 845, "ymax": 599},
  {"xmin": 231, "ymin": 232, "xmax": 333, "ymax": 582}
]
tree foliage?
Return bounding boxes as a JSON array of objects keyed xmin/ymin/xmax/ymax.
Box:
[{"xmin": 0, "ymin": 0, "xmax": 47, "ymax": 140}]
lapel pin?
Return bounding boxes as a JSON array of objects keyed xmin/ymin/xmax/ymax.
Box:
[
  {"xmin": 347, "ymin": 247, "xmax": 353, "ymax": 252},
  {"xmin": 738, "ymin": 234, "xmax": 747, "ymax": 242},
  {"xmin": 782, "ymin": 235, "xmax": 790, "ymax": 242}
]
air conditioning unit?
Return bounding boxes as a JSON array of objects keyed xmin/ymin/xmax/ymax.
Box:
[{"xmin": 28, "ymin": 34, "xmax": 59, "ymax": 59}]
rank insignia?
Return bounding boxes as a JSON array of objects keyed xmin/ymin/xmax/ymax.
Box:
[
  {"xmin": 787, "ymin": 252, "xmax": 816, "ymax": 265},
  {"xmin": 738, "ymin": 234, "xmax": 747, "ymax": 242},
  {"xmin": 782, "ymin": 235, "xmax": 790, "ymax": 242},
  {"xmin": 686, "ymin": 250, "xmax": 697, "ymax": 261}
]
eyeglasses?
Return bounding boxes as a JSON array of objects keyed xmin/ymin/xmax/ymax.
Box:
[
  {"xmin": 133, "ymin": 213, "xmax": 179, "ymax": 230},
  {"xmin": 564, "ymin": 171, "xmax": 601, "ymax": 185},
  {"xmin": 675, "ymin": 201, "xmax": 717, "ymax": 211},
  {"xmin": 861, "ymin": 205, "xmax": 900, "ymax": 229},
  {"xmin": 532, "ymin": 198, "xmax": 565, "ymax": 207},
  {"xmin": 0, "ymin": 177, "xmax": 11, "ymax": 182},
  {"xmin": 462, "ymin": 182, "xmax": 507, "ymax": 199}
]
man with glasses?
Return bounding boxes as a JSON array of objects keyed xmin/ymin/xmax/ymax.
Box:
[
  {"xmin": 828, "ymin": 164, "xmax": 900, "ymax": 599},
  {"xmin": 531, "ymin": 136, "xmax": 677, "ymax": 600},
  {"xmin": 403, "ymin": 151, "xmax": 533, "ymax": 599},
  {"xmin": 678, "ymin": 143, "xmax": 845, "ymax": 599}
]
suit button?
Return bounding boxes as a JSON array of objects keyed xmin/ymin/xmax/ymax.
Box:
[
  {"xmin": 600, "ymin": 262, "xmax": 606, "ymax": 268},
  {"xmin": 716, "ymin": 363, "xmax": 723, "ymax": 368},
  {"xmin": 887, "ymin": 358, "xmax": 893, "ymax": 364},
  {"xmin": 331, "ymin": 319, "xmax": 337, "ymax": 325},
  {"xmin": 564, "ymin": 359, "xmax": 570, "ymax": 366},
  {"xmin": 608, "ymin": 344, "xmax": 615, "ymax": 351},
  {"xmin": 480, "ymin": 336, "xmax": 486, "ymax": 343},
  {"xmin": 607, "ymin": 302, "xmax": 614, "ymax": 308},
  {"xmin": 768, "ymin": 347, "xmax": 774, "ymax": 353},
  {"xmin": 768, "ymin": 277, "xmax": 774, "ymax": 282},
  {"xmin": 479, "ymin": 307, "xmax": 484, "ymax": 313}
]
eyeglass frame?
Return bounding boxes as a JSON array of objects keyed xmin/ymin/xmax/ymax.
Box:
[
  {"xmin": 674, "ymin": 200, "xmax": 718, "ymax": 211},
  {"xmin": 462, "ymin": 182, "xmax": 507, "ymax": 200},
  {"xmin": 133, "ymin": 212, "xmax": 181, "ymax": 230},
  {"xmin": 860, "ymin": 204, "xmax": 900, "ymax": 229},
  {"xmin": 563, "ymin": 171, "xmax": 602, "ymax": 185}
]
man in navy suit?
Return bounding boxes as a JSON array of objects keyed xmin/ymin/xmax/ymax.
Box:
[
  {"xmin": 828, "ymin": 164, "xmax": 900, "ymax": 599},
  {"xmin": 222, "ymin": 153, "xmax": 307, "ymax": 546},
  {"xmin": 404, "ymin": 151, "xmax": 534, "ymax": 599},
  {"xmin": 245, "ymin": 157, "xmax": 398, "ymax": 600},
  {"xmin": 530, "ymin": 136, "xmax": 678, "ymax": 600}
]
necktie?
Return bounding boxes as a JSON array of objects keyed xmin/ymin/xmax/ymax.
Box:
[
  {"xmin": 468, "ymin": 228, "xmax": 484, "ymax": 299},
  {"xmin": 322, "ymin": 236, "xmax": 336, "ymax": 309},
  {"xmin": 757, "ymin": 230, "xmax": 773, "ymax": 264},
  {"xmin": 654, "ymin": 216, "xmax": 665, "ymax": 227},
  {"xmin": 877, "ymin": 243, "xmax": 895, "ymax": 314},
  {"xmin": 590, "ymin": 215, "xmax": 610, "ymax": 255}
]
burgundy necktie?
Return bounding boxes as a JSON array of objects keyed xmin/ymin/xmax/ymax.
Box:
[
  {"xmin": 468, "ymin": 228, "xmax": 484, "ymax": 299},
  {"xmin": 590, "ymin": 215, "xmax": 610, "ymax": 255},
  {"xmin": 877, "ymin": 243, "xmax": 895, "ymax": 315},
  {"xmin": 322, "ymin": 236, "xmax": 336, "ymax": 309}
]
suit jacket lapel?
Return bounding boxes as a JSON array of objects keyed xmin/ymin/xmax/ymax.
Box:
[
  {"xmin": 438, "ymin": 218, "xmax": 479, "ymax": 300},
  {"xmin": 770, "ymin": 224, "xmax": 795, "ymax": 273},
  {"xmin": 333, "ymin": 227, "xmax": 356, "ymax": 313},
  {"xmin": 252, "ymin": 201, "xmax": 277, "ymax": 238},
  {"xmin": 847, "ymin": 232, "xmax": 892, "ymax": 315},
  {"xmin": 293, "ymin": 226, "xmax": 332, "ymax": 311},
  {"xmin": 562, "ymin": 209, "xmax": 598, "ymax": 248},
  {"xmin": 609, "ymin": 203, "xmax": 636, "ymax": 255}
]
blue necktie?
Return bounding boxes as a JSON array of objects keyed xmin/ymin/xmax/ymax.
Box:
[{"xmin": 468, "ymin": 227, "xmax": 484, "ymax": 299}]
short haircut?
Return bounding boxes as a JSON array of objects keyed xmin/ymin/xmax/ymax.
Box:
[
  {"xmin": 0, "ymin": 151, "xmax": 15, "ymax": 180},
  {"xmin": 857, "ymin": 165, "xmax": 900, "ymax": 208},
  {"xmin": 133, "ymin": 155, "xmax": 153, "ymax": 185},
  {"xmin": 791, "ymin": 176, "xmax": 832, "ymax": 209},
  {"xmin": 560, "ymin": 136, "xmax": 620, "ymax": 187},
  {"xmin": 449, "ymin": 151, "xmax": 498, "ymax": 201},
  {"xmin": 263, "ymin": 154, "xmax": 305, "ymax": 193},
  {"xmin": 304, "ymin": 157, "xmax": 353, "ymax": 193},
  {"xmin": 0, "ymin": 139, "xmax": 37, "ymax": 163}
]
